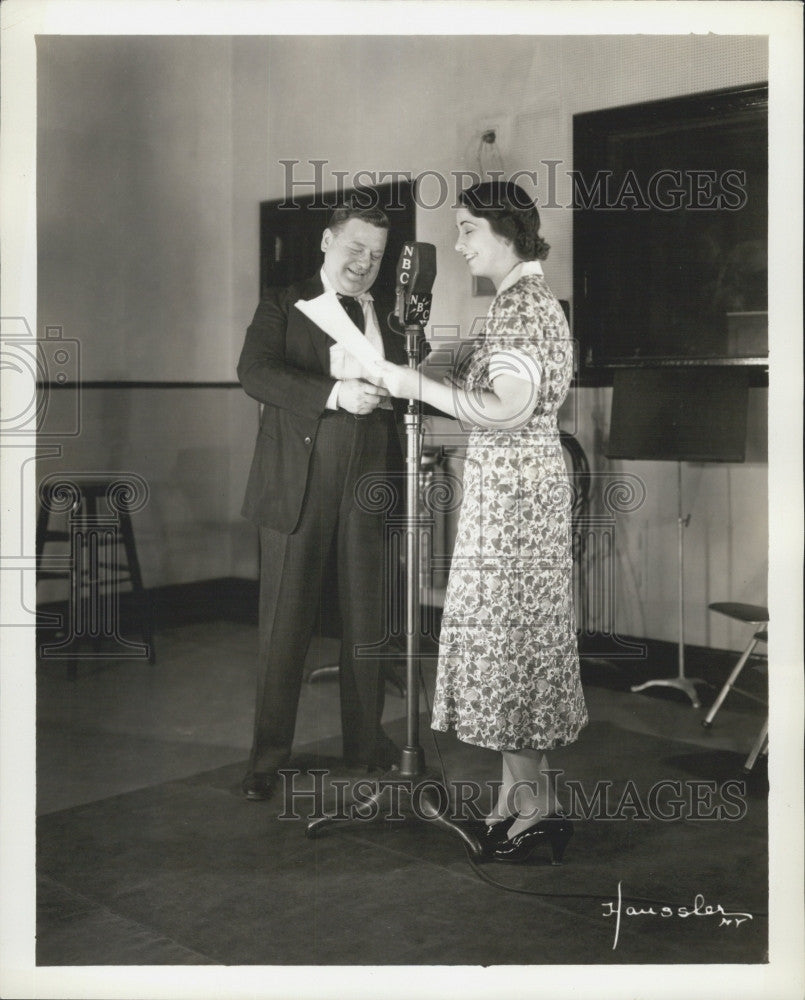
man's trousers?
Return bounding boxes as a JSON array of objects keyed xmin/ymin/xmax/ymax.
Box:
[{"xmin": 247, "ymin": 407, "xmax": 399, "ymax": 776}]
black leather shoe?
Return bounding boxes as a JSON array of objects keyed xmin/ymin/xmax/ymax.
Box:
[
  {"xmin": 241, "ymin": 772, "xmax": 275, "ymax": 801},
  {"xmin": 465, "ymin": 815, "xmax": 517, "ymax": 854},
  {"xmin": 492, "ymin": 814, "xmax": 574, "ymax": 865}
]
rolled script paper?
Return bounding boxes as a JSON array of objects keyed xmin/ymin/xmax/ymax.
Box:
[{"xmin": 294, "ymin": 292, "xmax": 384, "ymax": 369}]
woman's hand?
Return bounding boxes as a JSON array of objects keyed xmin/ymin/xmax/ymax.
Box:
[{"xmin": 370, "ymin": 359, "xmax": 422, "ymax": 400}]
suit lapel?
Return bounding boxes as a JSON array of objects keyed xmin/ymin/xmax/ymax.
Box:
[
  {"xmin": 295, "ymin": 274, "xmax": 405, "ymax": 370},
  {"xmin": 294, "ymin": 274, "xmax": 332, "ymax": 374}
]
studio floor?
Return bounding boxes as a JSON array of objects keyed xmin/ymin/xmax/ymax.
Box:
[{"xmin": 35, "ymin": 613, "xmax": 769, "ymax": 967}]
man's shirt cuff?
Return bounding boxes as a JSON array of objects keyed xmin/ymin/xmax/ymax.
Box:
[{"xmin": 326, "ymin": 381, "xmax": 341, "ymax": 410}]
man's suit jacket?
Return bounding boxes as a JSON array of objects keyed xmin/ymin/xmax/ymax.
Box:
[{"xmin": 238, "ymin": 273, "xmax": 407, "ymax": 534}]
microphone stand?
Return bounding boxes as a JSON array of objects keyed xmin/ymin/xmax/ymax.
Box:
[
  {"xmin": 630, "ymin": 461, "xmax": 703, "ymax": 707},
  {"xmin": 306, "ymin": 319, "xmax": 483, "ymax": 860}
]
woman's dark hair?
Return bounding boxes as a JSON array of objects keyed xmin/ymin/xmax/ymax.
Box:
[{"xmin": 458, "ymin": 180, "xmax": 549, "ymax": 261}]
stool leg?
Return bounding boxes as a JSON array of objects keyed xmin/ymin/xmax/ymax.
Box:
[
  {"xmin": 85, "ymin": 492, "xmax": 104, "ymax": 659},
  {"xmin": 118, "ymin": 511, "xmax": 155, "ymax": 664},
  {"xmin": 67, "ymin": 510, "xmax": 84, "ymax": 680},
  {"xmin": 37, "ymin": 490, "xmax": 80, "ymax": 674},
  {"xmin": 743, "ymin": 718, "xmax": 768, "ymax": 772},
  {"xmin": 36, "ymin": 502, "xmax": 56, "ymax": 645},
  {"xmin": 702, "ymin": 636, "xmax": 760, "ymax": 728}
]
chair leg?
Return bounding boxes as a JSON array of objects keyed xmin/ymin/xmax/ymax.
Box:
[
  {"xmin": 743, "ymin": 718, "xmax": 768, "ymax": 772},
  {"xmin": 702, "ymin": 636, "xmax": 761, "ymax": 728}
]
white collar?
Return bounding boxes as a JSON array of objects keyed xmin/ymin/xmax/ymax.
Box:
[
  {"xmin": 495, "ymin": 259, "xmax": 543, "ymax": 297},
  {"xmin": 320, "ymin": 267, "xmax": 373, "ymax": 303}
]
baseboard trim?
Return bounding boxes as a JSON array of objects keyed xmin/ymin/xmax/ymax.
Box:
[{"xmin": 37, "ymin": 576, "xmax": 259, "ymax": 632}]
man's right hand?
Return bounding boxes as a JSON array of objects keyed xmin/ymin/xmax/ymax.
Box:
[{"xmin": 337, "ymin": 378, "xmax": 390, "ymax": 415}]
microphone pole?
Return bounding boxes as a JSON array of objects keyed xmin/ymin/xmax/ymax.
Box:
[
  {"xmin": 306, "ymin": 243, "xmax": 482, "ymax": 860},
  {"xmin": 397, "ymin": 241, "xmax": 433, "ymax": 779}
]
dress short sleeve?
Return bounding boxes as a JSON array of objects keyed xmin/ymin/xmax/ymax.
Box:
[
  {"xmin": 467, "ymin": 276, "xmax": 573, "ymax": 411},
  {"xmin": 487, "ymin": 348, "xmax": 542, "ymax": 387}
]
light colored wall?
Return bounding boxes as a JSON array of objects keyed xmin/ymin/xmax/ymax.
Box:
[
  {"xmin": 38, "ymin": 36, "xmax": 238, "ymax": 381},
  {"xmin": 37, "ymin": 34, "xmax": 769, "ymax": 649},
  {"xmin": 37, "ymin": 36, "xmax": 266, "ymax": 593}
]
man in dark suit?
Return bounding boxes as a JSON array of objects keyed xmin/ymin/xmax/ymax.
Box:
[{"xmin": 237, "ymin": 204, "xmax": 406, "ymax": 801}]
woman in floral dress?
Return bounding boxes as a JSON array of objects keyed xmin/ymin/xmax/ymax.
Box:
[{"xmin": 373, "ymin": 180, "xmax": 587, "ymax": 863}]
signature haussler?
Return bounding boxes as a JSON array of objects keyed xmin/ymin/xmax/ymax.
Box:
[{"xmin": 602, "ymin": 880, "xmax": 754, "ymax": 950}]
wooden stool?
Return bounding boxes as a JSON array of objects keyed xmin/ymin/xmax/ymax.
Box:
[
  {"xmin": 37, "ymin": 474, "xmax": 155, "ymax": 677},
  {"xmin": 702, "ymin": 602, "xmax": 768, "ymax": 770}
]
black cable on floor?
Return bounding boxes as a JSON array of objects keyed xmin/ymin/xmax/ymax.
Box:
[{"xmin": 416, "ymin": 660, "xmax": 768, "ymax": 917}]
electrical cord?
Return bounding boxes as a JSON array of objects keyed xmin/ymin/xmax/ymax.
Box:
[{"xmin": 416, "ymin": 659, "xmax": 768, "ymax": 917}]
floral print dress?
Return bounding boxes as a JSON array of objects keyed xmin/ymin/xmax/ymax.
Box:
[{"xmin": 430, "ymin": 265, "xmax": 588, "ymax": 752}]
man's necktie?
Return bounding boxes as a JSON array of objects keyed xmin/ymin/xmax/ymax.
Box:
[{"xmin": 337, "ymin": 294, "xmax": 365, "ymax": 333}]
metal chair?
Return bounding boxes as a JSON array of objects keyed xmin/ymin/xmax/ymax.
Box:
[{"xmin": 702, "ymin": 602, "xmax": 768, "ymax": 771}]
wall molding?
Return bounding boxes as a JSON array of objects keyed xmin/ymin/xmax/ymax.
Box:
[{"xmin": 38, "ymin": 382, "xmax": 242, "ymax": 390}]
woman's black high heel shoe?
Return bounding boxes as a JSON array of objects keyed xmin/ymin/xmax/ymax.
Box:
[
  {"xmin": 465, "ymin": 814, "xmax": 516, "ymax": 846},
  {"xmin": 482, "ymin": 816, "xmax": 517, "ymax": 843},
  {"xmin": 491, "ymin": 814, "xmax": 574, "ymax": 865},
  {"xmin": 462, "ymin": 815, "xmax": 518, "ymax": 857}
]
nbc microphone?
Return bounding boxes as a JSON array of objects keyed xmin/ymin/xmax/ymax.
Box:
[{"xmin": 394, "ymin": 242, "xmax": 437, "ymax": 328}]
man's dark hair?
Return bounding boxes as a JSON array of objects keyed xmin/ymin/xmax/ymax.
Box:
[
  {"xmin": 327, "ymin": 202, "xmax": 390, "ymax": 233},
  {"xmin": 459, "ymin": 180, "xmax": 550, "ymax": 261}
]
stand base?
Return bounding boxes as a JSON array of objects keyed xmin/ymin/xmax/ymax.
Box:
[
  {"xmin": 305, "ymin": 765, "xmax": 485, "ymax": 861},
  {"xmin": 631, "ymin": 676, "xmax": 704, "ymax": 708}
]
